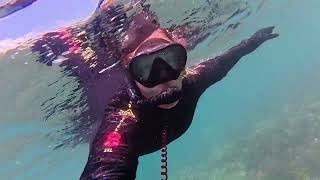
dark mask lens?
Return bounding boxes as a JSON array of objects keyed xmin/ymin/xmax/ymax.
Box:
[
  {"xmin": 130, "ymin": 54, "xmax": 154, "ymax": 82},
  {"xmin": 145, "ymin": 57, "xmax": 181, "ymax": 87},
  {"xmin": 129, "ymin": 44, "xmax": 187, "ymax": 87},
  {"xmin": 160, "ymin": 44, "xmax": 187, "ymax": 71}
]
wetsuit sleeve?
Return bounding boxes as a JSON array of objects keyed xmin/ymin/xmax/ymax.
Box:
[
  {"xmin": 80, "ymin": 106, "xmax": 139, "ymax": 180},
  {"xmin": 184, "ymin": 35, "xmax": 270, "ymax": 94}
]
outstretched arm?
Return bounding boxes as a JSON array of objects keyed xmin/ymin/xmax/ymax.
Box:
[
  {"xmin": 80, "ymin": 97, "xmax": 139, "ymax": 180},
  {"xmin": 184, "ymin": 26, "xmax": 279, "ymax": 94}
]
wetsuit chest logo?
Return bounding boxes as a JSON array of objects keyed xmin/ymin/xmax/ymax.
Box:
[{"xmin": 103, "ymin": 102, "xmax": 136, "ymax": 153}]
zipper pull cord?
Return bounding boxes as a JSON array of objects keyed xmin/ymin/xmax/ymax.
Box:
[{"xmin": 161, "ymin": 127, "xmax": 168, "ymax": 180}]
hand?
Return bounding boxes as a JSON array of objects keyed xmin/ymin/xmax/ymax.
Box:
[{"xmin": 250, "ymin": 26, "xmax": 279, "ymax": 45}]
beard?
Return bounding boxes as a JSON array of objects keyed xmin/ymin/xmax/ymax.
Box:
[{"xmin": 137, "ymin": 87, "xmax": 182, "ymax": 107}]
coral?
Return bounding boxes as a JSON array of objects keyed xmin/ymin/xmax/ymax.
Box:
[{"xmin": 173, "ymin": 97, "xmax": 320, "ymax": 180}]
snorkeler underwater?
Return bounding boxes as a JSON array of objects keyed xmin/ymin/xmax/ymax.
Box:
[{"xmin": 2, "ymin": 0, "xmax": 320, "ymax": 179}]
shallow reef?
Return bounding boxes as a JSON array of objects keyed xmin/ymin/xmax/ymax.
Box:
[{"xmin": 173, "ymin": 95, "xmax": 320, "ymax": 180}]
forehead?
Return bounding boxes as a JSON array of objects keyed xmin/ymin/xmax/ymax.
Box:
[
  {"xmin": 122, "ymin": 28, "xmax": 171, "ymax": 53},
  {"xmin": 123, "ymin": 29, "xmax": 173, "ymax": 65},
  {"xmin": 134, "ymin": 38, "xmax": 170, "ymax": 56}
]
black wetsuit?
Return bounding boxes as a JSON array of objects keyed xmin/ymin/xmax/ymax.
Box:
[
  {"xmin": 78, "ymin": 37, "xmax": 265, "ymax": 179},
  {"xmin": 28, "ymin": 4, "xmax": 276, "ymax": 180}
]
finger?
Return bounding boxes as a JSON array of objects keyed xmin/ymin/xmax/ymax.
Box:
[
  {"xmin": 254, "ymin": 26, "xmax": 275, "ymax": 37},
  {"xmin": 263, "ymin": 33, "xmax": 279, "ymax": 41},
  {"xmin": 262, "ymin": 26, "xmax": 275, "ymax": 34},
  {"xmin": 268, "ymin": 33, "xmax": 279, "ymax": 39}
]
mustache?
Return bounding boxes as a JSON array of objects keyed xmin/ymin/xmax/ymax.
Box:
[{"xmin": 137, "ymin": 87, "xmax": 182, "ymax": 107}]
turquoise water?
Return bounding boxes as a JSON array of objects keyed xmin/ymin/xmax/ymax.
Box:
[
  {"xmin": 139, "ymin": 0, "xmax": 320, "ymax": 179},
  {"xmin": 1, "ymin": 0, "xmax": 320, "ymax": 179}
]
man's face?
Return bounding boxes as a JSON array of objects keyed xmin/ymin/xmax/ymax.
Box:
[
  {"xmin": 135, "ymin": 70, "xmax": 185, "ymax": 109},
  {"xmin": 124, "ymin": 28, "xmax": 186, "ymax": 109}
]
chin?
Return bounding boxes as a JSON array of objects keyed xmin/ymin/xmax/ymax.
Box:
[{"xmin": 158, "ymin": 100, "xmax": 179, "ymax": 109}]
